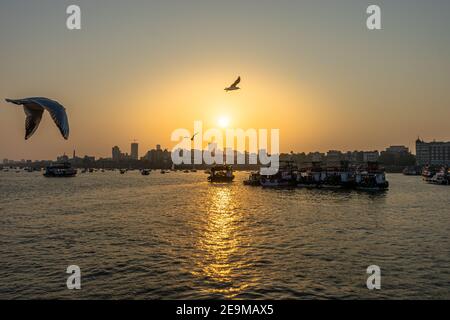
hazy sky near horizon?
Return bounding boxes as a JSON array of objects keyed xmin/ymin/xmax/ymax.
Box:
[{"xmin": 1, "ymin": 0, "xmax": 450, "ymax": 160}]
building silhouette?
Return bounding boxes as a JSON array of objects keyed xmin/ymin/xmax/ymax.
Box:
[
  {"xmin": 131, "ymin": 142, "xmax": 139, "ymax": 160},
  {"xmin": 416, "ymin": 138, "xmax": 450, "ymax": 166}
]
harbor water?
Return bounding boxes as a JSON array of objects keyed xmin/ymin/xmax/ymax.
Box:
[{"xmin": 0, "ymin": 171, "xmax": 449, "ymax": 299}]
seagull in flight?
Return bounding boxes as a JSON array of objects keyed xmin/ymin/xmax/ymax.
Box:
[
  {"xmin": 5, "ymin": 97, "xmax": 70, "ymax": 140},
  {"xmin": 184, "ymin": 132, "xmax": 199, "ymax": 141},
  {"xmin": 224, "ymin": 76, "xmax": 241, "ymax": 92}
]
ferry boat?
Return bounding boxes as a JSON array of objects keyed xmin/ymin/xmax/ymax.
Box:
[
  {"xmin": 297, "ymin": 162, "xmax": 323, "ymax": 188},
  {"xmin": 422, "ymin": 165, "xmax": 436, "ymax": 183},
  {"xmin": 208, "ymin": 165, "xmax": 235, "ymax": 182},
  {"xmin": 321, "ymin": 161, "xmax": 355, "ymax": 189},
  {"xmin": 354, "ymin": 162, "xmax": 389, "ymax": 191},
  {"xmin": 260, "ymin": 161, "xmax": 297, "ymax": 187},
  {"xmin": 43, "ymin": 163, "xmax": 77, "ymax": 177},
  {"xmin": 243, "ymin": 171, "xmax": 261, "ymax": 186},
  {"xmin": 427, "ymin": 166, "xmax": 449, "ymax": 185}
]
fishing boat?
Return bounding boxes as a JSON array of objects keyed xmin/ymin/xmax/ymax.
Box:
[
  {"xmin": 243, "ymin": 171, "xmax": 261, "ymax": 186},
  {"xmin": 260, "ymin": 161, "xmax": 297, "ymax": 187},
  {"xmin": 354, "ymin": 162, "xmax": 389, "ymax": 191},
  {"xmin": 208, "ymin": 165, "xmax": 235, "ymax": 182},
  {"xmin": 43, "ymin": 162, "xmax": 77, "ymax": 177}
]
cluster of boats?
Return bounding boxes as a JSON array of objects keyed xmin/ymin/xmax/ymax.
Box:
[
  {"xmin": 422, "ymin": 166, "xmax": 450, "ymax": 185},
  {"xmin": 244, "ymin": 161, "xmax": 389, "ymax": 191}
]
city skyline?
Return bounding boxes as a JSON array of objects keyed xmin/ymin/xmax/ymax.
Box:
[{"xmin": 1, "ymin": 0, "xmax": 450, "ymax": 160}]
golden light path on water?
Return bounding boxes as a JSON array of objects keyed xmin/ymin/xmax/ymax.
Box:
[{"xmin": 192, "ymin": 186, "xmax": 254, "ymax": 298}]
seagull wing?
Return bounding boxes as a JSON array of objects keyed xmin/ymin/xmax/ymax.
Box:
[
  {"xmin": 231, "ymin": 76, "xmax": 241, "ymax": 87},
  {"xmin": 30, "ymin": 97, "xmax": 70, "ymax": 139},
  {"xmin": 23, "ymin": 106, "xmax": 44, "ymax": 140}
]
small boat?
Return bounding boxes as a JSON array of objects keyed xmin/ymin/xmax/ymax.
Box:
[
  {"xmin": 43, "ymin": 162, "xmax": 77, "ymax": 177},
  {"xmin": 183, "ymin": 170, "xmax": 190, "ymax": 173},
  {"xmin": 160, "ymin": 170, "xmax": 166, "ymax": 174},
  {"xmin": 120, "ymin": 169, "xmax": 126, "ymax": 174},
  {"xmin": 354, "ymin": 162, "xmax": 389, "ymax": 191},
  {"xmin": 190, "ymin": 169, "xmax": 197, "ymax": 172},
  {"xmin": 260, "ymin": 161, "xmax": 297, "ymax": 187},
  {"xmin": 243, "ymin": 171, "xmax": 261, "ymax": 186},
  {"xmin": 88, "ymin": 168, "xmax": 94, "ymax": 173},
  {"xmin": 141, "ymin": 169, "xmax": 150, "ymax": 176},
  {"xmin": 427, "ymin": 166, "xmax": 449, "ymax": 185},
  {"xmin": 208, "ymin": 165, "xmax": 235, "ymax": 182}
]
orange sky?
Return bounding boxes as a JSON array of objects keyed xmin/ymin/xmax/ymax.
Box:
[{"xmin": 1, "ymin": 0, "xmax": 450, "ymax": 160}]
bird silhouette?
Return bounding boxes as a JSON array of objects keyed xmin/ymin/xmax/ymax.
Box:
[
  {"xmin": 224, "ymin": 76, "xmax": 241, "ymax": 92},
  {"xmin": 5, "ymin": 97, "xmax": 69, "ymax": 140},
  {"xmin": 184, "ymin": 132, "xmax": 199, "ymax": 141}
]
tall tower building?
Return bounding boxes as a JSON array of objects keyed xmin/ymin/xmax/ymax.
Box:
[{"xmin": 131, "ymin": 142, "xmax": 139, "ymax": 160}]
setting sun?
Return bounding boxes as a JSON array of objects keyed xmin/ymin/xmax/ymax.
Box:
[{"xmin": 218, "ymin": 116, "xmax": 230, "ymax": 128}]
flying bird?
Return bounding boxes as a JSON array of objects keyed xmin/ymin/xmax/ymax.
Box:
[
  {"xmin": 185, "ymin": 132, "xmax": 199, "ymax": 141},
  {"xmin": 224, "ymin": 76, "xmax": 241, "ymax": 92},
  {"xmin": 5, "ymin": 97, "xmax": 70, "ymax": 140}
]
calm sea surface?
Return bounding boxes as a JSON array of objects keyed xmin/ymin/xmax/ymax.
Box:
[{"xmin": 0, "ymin": 171, "xmax": 449, "ymax": 299}]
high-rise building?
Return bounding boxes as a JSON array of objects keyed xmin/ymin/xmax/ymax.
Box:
[
  {"xmin": 131, "ymin": 143, "xmax": 139, "ymax": 160},
  {"xmin": 112, "ymin": 146, "xmax": 121, "ymax": 161},
  {"xmin": 416, "ymin": 138, "xmax": 450, "ymax": 166}
]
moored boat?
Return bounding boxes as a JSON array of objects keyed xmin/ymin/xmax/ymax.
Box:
[
  {"xmin": 260, "ymin": 161, "xmax": 297, "ymax": 187},
  {"xmin": 43, "ymin": 162, "xmax": 77, "ymax": 177},
  {"xmin": 354, "ymin": 162, "xmax": 389, "ymax": 191},
  {"xmin": 208, "ymin": 165, "xmax": 235, "ymax": 182},
  {"xmin": 243, "ymin": 171, "xmax": 261, "ymax": 186}
]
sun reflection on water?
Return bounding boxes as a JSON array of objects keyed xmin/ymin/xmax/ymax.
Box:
[{"xmin": 192, "ymin": 185, "xmax": 251, "ymax": 298}]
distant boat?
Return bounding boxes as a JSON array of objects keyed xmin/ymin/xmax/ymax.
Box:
[
  {"xmin": 141, "ymin": 169, "xmax": 150, "ymax": 176},
  {"xmin": 260, "ymin": 161, "xmax": 297, "ymax": 188},
  {"xmin": 43, "ymin": 162, "xmax": 77, "ymax": 178},
  {"xmin": 354, "ymin": 162, "xmax": 389, "ymax": 191},
  {"xmin": 243, "ymin": 171, "xmax": 261, "ymax": 186},
  {"xmin": 120, "ymin": 169, "xmax": 126, "ymax": 174},
  {"xmin": 208, "ymin": 165, "xmax": 235, "ymax": 183},
  {"xmin": 160, "ymin": 170, "xmax": 166, "ymax": 174}
]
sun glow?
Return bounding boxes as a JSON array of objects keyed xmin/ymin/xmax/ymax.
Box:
[{"xmin": 218, "ymin": 116, "xmax": 230, "ymax": 128}]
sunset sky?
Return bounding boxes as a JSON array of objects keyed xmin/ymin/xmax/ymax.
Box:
[{"xmin": 1, "ymin": 0, "xmax": 450, "ymax": 160}]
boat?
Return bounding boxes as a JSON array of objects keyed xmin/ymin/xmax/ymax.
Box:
[
  {"xmin": 422, "ymin": 165, "xmax": 436, "ymax": 183},
  {"xmin": 183, "ymin": 170, "xmax": 190, "ymax": 173},
  {"xmin": 161, "ymin": 170, "xmax": 166, "ymax": 174},
  {"xmin": 141, "ymin": 169, "xmax": 150, "ymax": 176},
  {"xmin": 260, "ymin": 160, "xmax": 297, "ymax": 187},
  {"xmin": 120, "ymin": 169, "xmax": 126, "ymax": 174},
  {"xmin": 297, "ymin": 162, "xmax": 324, "ymax": 188},
  {"xmin": 354, "ymin": 162, "xmax": 389, "ymax": 191},
  {"xmin": 320, "ymin": 161, "xmax": 355, "ymax": 189},
  {"xmin": 243, "ymin": 171, "xmax": 261, "ymax": 186},
  {"xmin": 43, "ymin": 162, "xmax": 77, "ymax": 177},
  {"xmin": 427, "ymin": 166, "xmax": 449, "ymax": 185},
  {"xmin": 208, "ymin": 165, "xmax": 235, "ymax": 182}
]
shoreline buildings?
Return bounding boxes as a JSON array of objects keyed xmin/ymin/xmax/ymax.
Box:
[{"xmin": 416, "ymin": 138, "xmax": 450, "ymax": 166}]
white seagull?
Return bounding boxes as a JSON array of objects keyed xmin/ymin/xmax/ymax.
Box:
[
  {"xmin": 224, "ymin": 76, "xmax": 241, "ymax": 92},
  {"xmin": 5, "ymin": 97, "xmax": 70, "ymax": 140}
]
